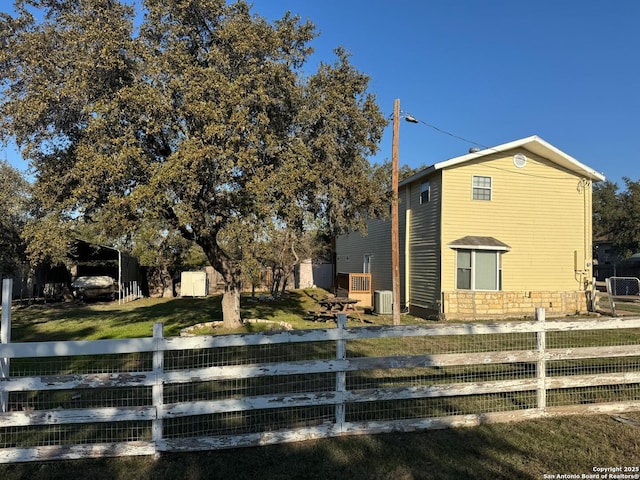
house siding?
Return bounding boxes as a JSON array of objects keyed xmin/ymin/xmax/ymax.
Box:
[
  {"xmin": 406, "ymin": 172, "xmax": 442, "ymax": 317},
  {"xmin": 335, "ymin": 217, "xmax": 393, "ymax": 303},
  {"xmin": 335, "ymin": 187, "xmax": 413, "ymax": 308},
  {"xmin": 335, "ymin": 137, "xmax": 598, "ymax": 321},
  {"xmin": 440, "ymin": 149, "xmax": 592, "ymax": 294}
]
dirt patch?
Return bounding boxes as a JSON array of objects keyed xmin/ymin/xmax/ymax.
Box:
[{"xmin": 179, "ymin": 318, "xmax": 293, "ymax": 336}]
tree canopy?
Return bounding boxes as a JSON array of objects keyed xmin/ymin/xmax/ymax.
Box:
[
  {"xmin": 593, "ymin": 178, "xmax": 640, "ymax": 259},
  {"xmin": 0, "ymin": 160, "xmax": 29, "ymax": 276},
  {"xmin": 0, "ymin": 0, "xmax": 389, "ymax": 326}
]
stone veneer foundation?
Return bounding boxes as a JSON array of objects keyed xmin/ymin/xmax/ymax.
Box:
[{"xmin": 440, "ymin": 290, "xmax": 589, "ymax": 320}]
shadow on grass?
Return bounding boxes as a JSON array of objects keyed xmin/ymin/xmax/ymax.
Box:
[
  {"xmin": 8, "ymin": 412, "xmax": 640, "ymax": 479},
  {"xmin": 9, "ymin": 289, "xmax": 326, "ymax": 342},
  {"xmin": 105, "ymin": 297, "xmax": 224, "ymax": 337}
]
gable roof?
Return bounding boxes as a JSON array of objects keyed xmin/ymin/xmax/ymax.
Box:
[{"xmin": 400, "ymin": 135, "xmax": 606, "ymax": 186}]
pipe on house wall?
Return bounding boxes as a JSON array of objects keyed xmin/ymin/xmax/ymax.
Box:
[
  {"xmin": 577, "ymin": 178, "xmax": 592, "ymax": 290},
  {"xmin": 405, "ymin": 205, "xmax": 411, "ymax": 309}
]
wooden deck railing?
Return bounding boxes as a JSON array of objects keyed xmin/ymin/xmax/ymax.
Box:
[{"xmin": 336, "ymin": 272, "xmax": 372, "ymax": 307}]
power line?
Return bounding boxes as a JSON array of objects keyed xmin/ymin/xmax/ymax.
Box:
[
  {"xmin": 402, "ymin": 111, "xmax": 490, "ymax": 151},
  {"xmin": 397, "ymin": 111, "xmax": 584, "ymax": 181}
]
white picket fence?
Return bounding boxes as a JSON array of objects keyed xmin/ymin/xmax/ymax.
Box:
[
  {"xmin": 117, "ymin": 280, "xmax": 143, "ymax": 304},
  {"xmin": 1, "ymin": 279, "xmax": 640, "ymax": 463}
]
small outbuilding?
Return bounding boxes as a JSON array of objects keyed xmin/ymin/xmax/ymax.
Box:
[{"xmin": 180, "ymin": 271, "xmax": 208, "ymax": 297}]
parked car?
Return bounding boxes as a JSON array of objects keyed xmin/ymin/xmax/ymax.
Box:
[{"xmin": 71, "ymin": 276, "xmax": 118, "ymax": 301}]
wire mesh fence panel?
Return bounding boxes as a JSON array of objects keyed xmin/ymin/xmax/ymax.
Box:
[
  {"xmin": 163, "ymin": 372, "xmax": 336, "ymax": 404},
  {"xmin": 346, "ymin": 363, "xmax": 537, "ymax": 392},
  {"xmin": 8, "ymin": 353, "xmax": 152, "ymax": 377},
  {"xmin": 163, "ymin": 406, "xmax": 336, "ymax": 439},
  {"xmin": 546, "ymin": 384, "xmax": 640, "ymax": 407},
  {"xmin": 605, "ymin": 277, "xmax": 640, "ymax": 316},
  {"xmin": 164, "ymin": 342, "xmax": 335, "ymax": 371},
  {"xmin": 608, "ymin": 277, "xmax": 640, "ymax": 296},
  {"xmin": 0, "ymin": 421, "xmax": 152, "ymax": 449},
  {"xmin": 8, "ymin": 386, "xmax": 152, "ymax": 412},
  {"xmin": 347, "ymin": 331, "xmax": 537, "ymax": 358},
  {"xmin": 547, "ymin": 356, "xmax": 640, "ymax": 377},
  {"xmin": 2, "ymin": 316, "xmax": 640, "ymax": 462},
  {"xmin": 546, "ymin": 328, "xmax": 640, "ymax": 349},
  {"xmin": 345, "ymin": 391, "xmax": 539, "ymax": 423}
]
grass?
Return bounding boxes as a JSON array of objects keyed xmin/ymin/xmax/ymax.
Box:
[
  {"xmin": 1, "ymin": 413, "xmax": 639, "ymax": 479},
  {"xmin": 9, "ymin": 288, "xmax": 389, "ymax": 342},
  {"xmin": 3, "ymin": 290, "xmax": 640, "ymax": 478}
]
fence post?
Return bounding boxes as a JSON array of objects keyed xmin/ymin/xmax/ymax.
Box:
[
  {"xmin": 535, "ymin": 307, "xmax": 546, "ymax": 412},
  {"xmin": 606, "ymin": 277, "xmax": 617, "ymax": 317},
  {"xmin": 152, "ymin": 322, "xmax": 164, "ymax": 458},
  {"xmin": 1, "ymin": 278, "xmax": 13, "ymax": 413},
  {"xmin": 335, "ymin": 313, "xmax": 347, "ymax": 433}
]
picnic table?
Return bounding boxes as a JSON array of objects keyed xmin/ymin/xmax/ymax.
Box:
[{"xmin": 311, "ymin": 296, "xmax": 364, "ymax": 323}]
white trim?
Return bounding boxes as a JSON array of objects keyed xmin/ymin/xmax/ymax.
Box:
[
  {"xmin": 455, "ymin": 250, "xmax": 502, "ymax": 291},
  {"xmin": 399, "ymin": 135, "xmax": 606, "ymax": 187},
  {"xmin": 448, "ymin": 244, "xmax": 510, "ymax": 251},
  {"xmin": 471, "ymin": 175, "xmax": 492, "ymax": 201}
]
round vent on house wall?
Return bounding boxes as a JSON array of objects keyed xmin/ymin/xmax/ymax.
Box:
[{"xmin": 513, "ymin": 153, "xmax": 527, "ymax": 168}]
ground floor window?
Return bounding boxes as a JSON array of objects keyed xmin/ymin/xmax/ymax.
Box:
[{"xmin": 456, "ymin": 249, "xmax": 502, "ymax": 290}]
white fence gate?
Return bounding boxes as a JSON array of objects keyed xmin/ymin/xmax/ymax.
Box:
[
  {"xmin": 605, "ymin": 276, "xmax": 640, "ymax": 316},
  {"xmin": 2, "ymin": 279, "xmax": 640, "ymax": 463}
]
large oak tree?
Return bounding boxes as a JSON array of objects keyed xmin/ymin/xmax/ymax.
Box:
[
  {"xmin": 0, "ymin": 160, "xmax": 29, "ymax": 276},
  {"xmin": 0, "ymin": 0, "xmax": 388, "ymax": 327}
]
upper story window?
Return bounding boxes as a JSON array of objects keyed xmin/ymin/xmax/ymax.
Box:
[
  {"xmin": 420, "ymin": 181, "xmax": 430, "ymax": 204},
  {"xmin": 472, "ymin": 175, "xmax": 492, "ymax": 201}
]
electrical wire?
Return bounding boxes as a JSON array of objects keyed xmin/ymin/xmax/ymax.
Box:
[
  {"xmin": 402, "ymin": 111, "xmax": 489, "ymax": 151},
  {"xmin": 398, "ymin": 110, "xmax": 592, "ymax": 181}
]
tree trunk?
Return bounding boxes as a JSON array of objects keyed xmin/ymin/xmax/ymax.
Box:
[
  {"xmin": 221, "ymin": 281, "xmax": 242, "ymax": 329},
  {"xmin": 201, "ymin": 242, "xmax": 243, "ymax": 329},
  {"xmin": 160, "ymin": 264, "xmax": 174, "ymax": 298},
  {"xmin": 193, "ymin": 231, "xmax": 243, "ymax": 329}
]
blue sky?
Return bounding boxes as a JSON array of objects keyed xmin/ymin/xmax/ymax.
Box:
[
  {"xmin": 249, "ymin": 0, "xmax": 639, "ymax": 186},
  {"xmin": 3, "ymin": 0, "xmax": 639, "ymax": 186}
]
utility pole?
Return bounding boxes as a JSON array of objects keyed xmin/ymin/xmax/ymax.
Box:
[{"xmin": 391, "ymin": 99, "xmax": 401, "ymax": 326}]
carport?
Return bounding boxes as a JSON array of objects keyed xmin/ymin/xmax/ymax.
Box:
[{"xmin": 69, "ymin": 239, "xmax": 141, "ymax": 303}]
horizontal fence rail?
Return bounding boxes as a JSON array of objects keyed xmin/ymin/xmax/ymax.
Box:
[{"xmin": 1, "ymin": 298, "xmax": 640, "ymax": 462}]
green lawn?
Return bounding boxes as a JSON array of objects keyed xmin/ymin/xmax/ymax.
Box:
[
  {"xmin": 9, "ymin": 288, "xmax": 393, "ymax": 342},
  {"xmin": 3, "ymin": 291, "xmax": 640, "ymax": 478},
  {"xmin": 1, "ymin": 413, "xmax": 639, "ymax": 480}
]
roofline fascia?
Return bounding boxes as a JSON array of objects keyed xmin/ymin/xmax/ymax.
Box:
[
  {"xmin": 446, "ymin": 244, "xmax": 512, "ymax": 251},
  {"xmin": 398, "ymin": 135, "xmax": 606, "ymax": 187}
]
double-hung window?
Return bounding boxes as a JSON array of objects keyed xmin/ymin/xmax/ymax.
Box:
[
  {"xmin": 472, "ymin": 176, "xmax": 492, "ymax": 201},
  {"xmin": 456, "ymin": 249, "xmax": 502, "ymax": 291}
]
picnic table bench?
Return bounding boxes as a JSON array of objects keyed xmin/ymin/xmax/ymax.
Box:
[{"xmin": 308, "ymin": 296, "xmax": 365, "ymax": 323}]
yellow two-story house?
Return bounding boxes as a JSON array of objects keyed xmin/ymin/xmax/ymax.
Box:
[{"xmin": 336, "ymin": 135, "xmax": 605, "ymax": 320}]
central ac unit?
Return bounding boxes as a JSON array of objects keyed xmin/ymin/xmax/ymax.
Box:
[{"xmin": 373, "ymin": 290, "xmax": 393, "ymax": 315}]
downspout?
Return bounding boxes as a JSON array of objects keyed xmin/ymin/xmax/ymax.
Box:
[
  {"xmin": 118, "ymin": 248, "xmax": 122, "ymax": 304},
  {"xmin": 581, "ymin": 178, "xmax": 591, "ymax": 289},
  {"xmin": 584, "ymin": 179, "xmax": 593, "ymax": 292}
]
